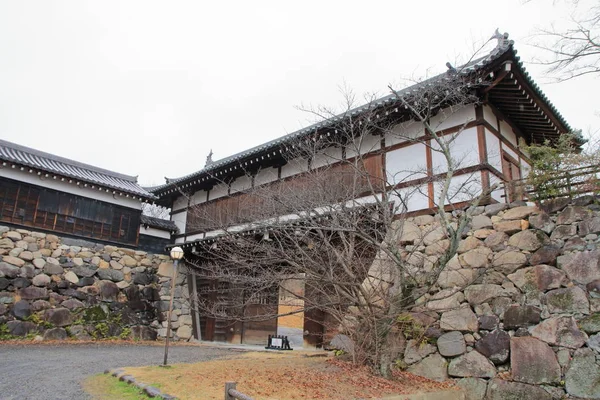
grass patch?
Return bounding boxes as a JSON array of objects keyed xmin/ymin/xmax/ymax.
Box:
[
  {"xmin": 83, "ymin": 373, "xmax": 149, "ymax": 400},
  {"xmin": 123, "ymin": 351, "xmax": 458, "ymax": 400}
]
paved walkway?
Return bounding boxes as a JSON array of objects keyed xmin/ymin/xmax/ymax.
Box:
[{"xmin": 0, "ymin": 343, "xmax": 236, "ymax": 400}]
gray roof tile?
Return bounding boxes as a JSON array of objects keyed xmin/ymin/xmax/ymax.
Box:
[{"xmin": 0, "ymin": 139, "xmax": 156, "ymax": 200}]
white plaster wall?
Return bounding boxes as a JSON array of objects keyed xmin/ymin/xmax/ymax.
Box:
[
  {"xmin": 502, "ymin": 143, "xmax": 519, "ymax": 161},
  {"xmin": 230, "ymin": 175, "xmax": 252, "ymax": 194},
  {"xmin": 185, "ymin": 232, "xmax": 205, "ymax": 242},
  {"xmin": 431, "ymin": 127, "xmax": 480, "ymax": 174},
  {"xmin": 189, "ymin": 189, "xmax": 208, "ymax": 205},
  {"xmin": 208, "ymin": 183, "xmax": 229, "ymax": 200},
  {"xmin": 485, "ymin": 129, "xmax": 502, "ymax": 172},
  {"xmin": 172, "ymin": 195, "xmax": 188, "ymax": 210},
  {"xmin": 311, "ymin": 146, "xmax": 343, "ymax": 170},
  {"xmin": 521, "ymin": 159, "xmax": 531, "ymax": 178},
  {"xmin": 0, "ymin": 167, "xmax": 142, "ymax": 209},
  {"xmin": 389, "ymin": 185, "xmax": 429, "ymax": 213},
  {"xmin": 483, "ymin": 105, "xmax": 498, "ymax": 131},
  {"xmin": 254, "ymin": 167, "xmax": 278, "ymax": 187},
  {"xmin": 489, "ymin": 174, "xmax": 506, "ymax": 203},
  {"xmin": 281, "ymin": 157, "xmax": 308, "ymax": 179},
  {"xmin": 385, "ymin": 142, "xmax": 428, "ymax": 185},
  {"xmin": 385, "ymin": 120, "xmax": 423, "ymax": 147},
  {"xmin": 433, "ymin": 173, "xmax": 483, "ymax": 205},
  {"xmin": 346, "ymin": 133, "xmax": 381, "ymax": 158},
  {"xmin": 140, "ymin": 226, "xmax": 171, "ymax": 239},
  {"xmin": 174, "ymin": 236, "xmax": 185, "ymax": 244},
  {"xmin": 429, "ymin": 104, "xmax": 476, "ymax": 132},
  {"xmin": 499, "ymin": 120, "xmax": 518, "ymax": 147},
  {"xmin": 171, "ymin": 210, "xmax": 187, "ymax": 234}
]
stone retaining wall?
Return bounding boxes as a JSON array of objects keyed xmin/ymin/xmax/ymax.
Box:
[
  {"xmin": 394, "ymin": 198, "xmax": 600, "ymax": 399},
  {"xmin": 0, "ymin": 226, "xmax": 192, "ymax": 342}
]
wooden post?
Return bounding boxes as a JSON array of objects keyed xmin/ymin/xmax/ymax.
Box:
[
  {"xmin": 224, "ymin": 381, "xmax": 237, "ymax": 400},
  {"xmin": 162, "ymin": 259, "xmax": 178, "ymax": 366}
]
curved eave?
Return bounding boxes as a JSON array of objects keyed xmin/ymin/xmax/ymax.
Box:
[{"xmin": 0, "ymin": 159, "xmax": 157, "ymax": 202}]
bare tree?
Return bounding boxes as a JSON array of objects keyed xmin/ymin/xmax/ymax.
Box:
[
  {"xmin": 178, "ymin": 58, "xmax": 498, "ymax": 378},
  {"xmin": 530, "ymin": 0, "xmax": 600, "ymax": 81}
]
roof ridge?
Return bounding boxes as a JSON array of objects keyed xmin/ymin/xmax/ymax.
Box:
[{"xmin": 0, "ymin": 139, "xmax": 139, "ymax": 182}]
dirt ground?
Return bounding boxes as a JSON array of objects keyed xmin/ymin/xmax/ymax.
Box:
[{"xmin": 123, "ymin": 351, "xmax": 458, "ymax": 400}]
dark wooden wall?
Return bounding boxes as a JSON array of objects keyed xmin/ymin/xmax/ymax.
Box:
[{"xmin": 0, "ymin": 176, "xmax": 140, "ymax": 246}]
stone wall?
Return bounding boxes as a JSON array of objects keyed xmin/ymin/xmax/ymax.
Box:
[
  {"xmin": 0, "ymin": 226, "xmax": 192, "ymax": 342},
  {"xmin": 394, "ymin": 198, "xmax": 600, "ymax": 399}
]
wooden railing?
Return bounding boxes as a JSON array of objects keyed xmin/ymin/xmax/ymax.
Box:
[
  {"xmin": 186, "ymin": 154, "xmax": 383, "ymax": 234},
  {"xmin": 504, "ymin": 165, "xmax": 600, "ymax": 202},
  {"xmin": 224, "ymin": 382, "xmax": 254, "ymax": 400}
]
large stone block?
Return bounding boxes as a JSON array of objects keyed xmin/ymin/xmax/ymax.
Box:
[
  {"xmin": 486, "ymin": 379, "xmax": 551, "ymax": 400},
  {"xmin": 464, "ymin": 284, "xmax": 505, "ymax": 306},
  {"xmin": 19, "ymin": 286, "xmax": 49, "ymax": 300},
  {"xmin": 7, "ymin": 320, "xmax": 36, "ymax": 336},
  {"xmin": 474, "ymin": 329, "xmax": 509, "ymax": 365},
  {"xmin": 529, "ymin": 245, "xmax": 561, "ymax": 266},
  {"xmin": 507, "ymin": 230, "xmax": 546, "ymax": 252},
  {"xmin": 407, "ymin": 353, "xmax": 448, "ymax": 382},
  {"xmin": 456, "ymin": 377, "xmax": 487, "ymax": 400},
  {"xmin": 491, "ymin": 250, "xmax": 526, "ymax": 274},
  {"xmin": 44, "ymin": 307, "xmax": 72, "ymax": 327},
  {"xmin": 503, "ymin": 305, "xmax": 541, "ymax": 329},
  {"xmin": 95, "ymin": 280, "xmax": 119, "ymax": 302},
  {"xmin": 558, "ymin": 250, "xmax": 600, "ymax": 285},
  {"xmin": 404, "ymin": 339, "xmax": 437, "ymax": 364},
  {"xmin": 157, "ymin": 262, "xmax": 174, "ymax": 278},
  {"xmin": 544, "ymin": 286, "xmax": 589, "ymax": 314},
  {"xmin": 565, "ymin": 348, "xmax": 600, "ymax": 398},
  {"xmin": 448, "ymin": 350, "xmax": 496, "ymax": 378},
  {"xmin": 531, "ymin": 316, "xmax": 587, "ymax": 349},
  {"xmin": 11, "ymin": 300, "xmax": 31, "ymax": 320},
  {"xmin": 0, "ymin": 262, "xmax": 20, "ymax": 278},
  {"xmin": 511, "ymin": 337, "xmax": 560, "ymax": 384},
  {"xmin": 43, "ymin": 328, "xmax": 68, "ymax": 341},
  {"xmin": 440, "ymin": 307, "xmax": 478, "ymax": 332},
  {"xmin": 437, "ymin": 331, "xmax": 466, "ymax": 357},
  {"xmin": 502, "ymin": 206, "xmax": 537, "ymax": 220},
  {"xmin": 556, "ymin": 205, "xmax": 591, "ymax": 225}
]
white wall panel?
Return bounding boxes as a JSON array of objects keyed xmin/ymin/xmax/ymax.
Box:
[
  {"xmin": 254, "ymin": 167, "xmax": 278, "ymax": 187},
  {"xmin": 386, "ymin": 120, "xmax": 424, "ymax": 147},
  {"xmin": 346, "ymin": 133, "xmax": 381, "ymax": 158},
  {"xmin": 385, "ymin": 143, "xmax": 427, "ymax": 185},
  {"xmin": 429, "ymin": 104, "xmax": 476, "ymax": 131},
  {"xmin": 230, "ymin": 175, "xmax": 252, "ymax": 194},
  {"xmin": 433, "ymin": 173, "xmax": 483, "ymax": 205},
  {"xmin": 499, "ymin": 120, "xmax": 518, "ymax": 146},
  {"xmin": 209, "ymin": 183, "xmax": 229, "ymax": 200},
  {"xmin": 483, "ymin": 105, "xmax": 498, "ymax": 131},
  {"xmin": 171, "ymin": 210, "xmax": 187, "ymax": 234},
  {"xmin": 190, "ymin": 190, "xmax": 207, "ymax": 205},
  {"xmin": 389, "ymin": 185, "xmax": 430, "ymax": 213},
  {"xmin": 431, "ymin": 127, "xmax": 480, "ymax": 174},
  {"xmin": 140, "ymin": 226, "xmax": 171, "ymax": 239},
  {"xmin": 311, "ymin": 146, "xmax": 343, "ymax": 169},
  {"xmin": 281, "ymin": 157, "xmax": 308, "ymax": 179},
  {"xmin": 485, "ymin": 129, "xmax": 502, "ymax": 171}
]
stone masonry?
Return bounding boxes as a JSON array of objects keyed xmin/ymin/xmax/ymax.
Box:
[
  {"xmin": 0, "ymin": 227, "xmax": 192, "ymax": 342},
  {"xmin": 389, "ymin": 197, "xmax": 600, "ymax": 399}
]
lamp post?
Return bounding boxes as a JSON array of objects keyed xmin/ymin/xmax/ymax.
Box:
[{"xmin": 162, "ymin": 246, "xmax": 184, "ymax": 367}]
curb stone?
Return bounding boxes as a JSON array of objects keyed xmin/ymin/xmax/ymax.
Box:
[{"xmin": 105, "ymin": 368, "xmax": 178, "ymax": 399}]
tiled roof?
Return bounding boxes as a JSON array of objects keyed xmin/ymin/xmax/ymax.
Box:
[
  {"xmin": 0, "ymin": 139, "xmax": 156, "ymax": 200},
  {"xmin": 140, "ymin": 215, "xmax": 179, "ymax": 232},
  {"xmin": 151, "ymin": 33, "xmax": 572, "ymax": 196}
]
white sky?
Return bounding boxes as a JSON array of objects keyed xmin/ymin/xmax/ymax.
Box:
[{"xmin": 0, "ymin": 0, "xmax": 597, "ymax": 186}]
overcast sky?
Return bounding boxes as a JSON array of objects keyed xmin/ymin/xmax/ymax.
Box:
[{"xmin": 0, "ymin": 0, "xmax": 597, "ymax": 186}]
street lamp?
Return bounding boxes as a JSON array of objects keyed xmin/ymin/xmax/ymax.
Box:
[{"xmin": 162, "ymin": 246, "xmax": 184, "ymax": 367}]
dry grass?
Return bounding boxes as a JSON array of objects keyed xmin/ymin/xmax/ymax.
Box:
[{"xmin": 123, "ymin": 352, "xmax": 458, "ymax": 400}]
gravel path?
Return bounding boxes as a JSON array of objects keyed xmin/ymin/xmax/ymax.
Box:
[{"xmin": 0, "ymin": 343, "xmax": 237, "ymax": 400}]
